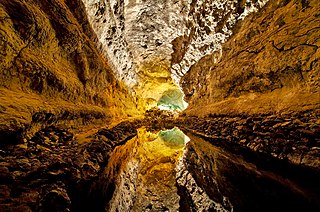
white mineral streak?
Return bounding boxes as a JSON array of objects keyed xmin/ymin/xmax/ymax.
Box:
[
  {"xmin": 171, "ymin": 0, "xmax": 269, "ymax": 84},
  {"xmin": 123, "ymin": 0, "xmax": 191, "ymax": 69},
  {"xmin": 238, "ymin": 0, "xmax": 269, "ymax": 20}
]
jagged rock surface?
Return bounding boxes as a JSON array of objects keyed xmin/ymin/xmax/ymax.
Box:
[
  {"xmin": 0, "ymin": 0, "xmax": 139, "ymax": 144},
  {"xmin": 170, "ymin": 0, "xmax": 268, "ymax": 82},
  {"xmin": 82, "ymin": 0, "xmax": 137, "ymax": 87},
  {"xmin": 83, "ymin": 0, "xmax": 268, "ymax": 109},
  {"xmin": 0, "ymin": 122, "xmax": 138, "ymax": 211},
  {"xmin": 182, "ymin": 0, "xmax": 320, "ymax": 115},
  {"xmin": 179, "ymin": 110, "xmax": 320, "ymax": 169}
]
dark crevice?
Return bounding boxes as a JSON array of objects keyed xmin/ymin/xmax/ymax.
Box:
[
  {"xmin": 295, "ymin": 26, "xmax": 320, "ymax": 38},
  {"xmin": 271, "ymin": 40, "xmax": 319, "ymax": 52}
]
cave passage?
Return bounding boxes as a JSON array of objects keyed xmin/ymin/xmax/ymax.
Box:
[
  {"xmin": 102, "ymin": 127, "xmax": 320, "ymax": 211},
  {"xmin": 1, "ymin": 0, "xmax": 320, "ymax": 211},
  {"xmin": 157, "ymin": 89, "xmax": 188, "ymax": 111}
]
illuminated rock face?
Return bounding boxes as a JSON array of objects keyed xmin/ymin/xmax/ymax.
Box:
[
  {"xmin": 82, "ymin": 0, "xmax": 319, "ymax": 115},
  {"xmin": 182, "ymin": 0, "xmax": 320, "ymax": 116},
  {"xmin": 0, "ymin": 0, "xmax": 139, "ymax": 142},
  {"xmin": 81, "ymin": 0, "xmax": 137, "ymax": 87},
  {"xmin": 157, "ymin": 89, "xmax": 188, "ymax": 111},
  {"xmin": 83, "ymin": 0, "xmax": 269, "ymax": 83},
  {"xmin": 82, "ymin": 0, "xmax": 269, "ymax": 109},
  {"xmin": 170, "ymin": 0, "xmax": 269, "ymax": 83}
]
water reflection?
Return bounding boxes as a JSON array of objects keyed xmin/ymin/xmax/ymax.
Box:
[
  {"xmin": 178, "ymin": 132, "xmax": 320, "ymax": 212},
  {"xmin": 106, "ymin": 127, "xmax": 188, "ymax": 211},
  {"xmin": 105, "ymin": 127, "xmax": 320, "ymax": 212},
  {"xmin": 159, "ymin": 127, "xmax": 190, "ymax": 148}
]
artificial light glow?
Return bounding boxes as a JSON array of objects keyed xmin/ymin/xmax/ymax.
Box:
[
  {"xmin": 157, "ymin": 89, "xmax": 188, "ymax": 111},
  {"xmin": 159, "ymin": 127, "xmax": 190, "ymax": 146}
]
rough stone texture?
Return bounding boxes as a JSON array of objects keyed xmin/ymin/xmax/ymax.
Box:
[
  {"xmin": 0, "ymin": 121, "xmax": 138, "ymax": 211},
  {"xmin": 182, "ymin": 0, "xmax": 320, "ymax": 115},
  {"xmin": 82, "ymin": 0, "xmax": 137, "ymax": 87},
  {"xmin": 124, "ymin": 0, "xmax": 190, "ymax": 109},
  {"xmin": 171, "ymin": 0, "xmax": 268, "ymax": 83},
  {"xmin": 178, "ymin": 109, "xmax": 320, "ymax": 170},
  {"xmin": 83, "ymin": 0, "xmax": 268, "ymax": 109},
  {"xmin": 0, "ymin": 0, "xmax": 139, "ymax": 144}
]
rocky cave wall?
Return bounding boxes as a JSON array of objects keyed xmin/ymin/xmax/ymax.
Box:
[
  {"xmin": 182, "ymin": 0, "xmax": 320, "ymax": 116},
  {"xmin": 83, "ymin": 0, "xmax": 269, "ymax": 110},
  {"xmin": 2, "ymin": 0, "xmax": 317, "ymax": 140},
  {"xmin": 1, "ymin": 0, "xmax": 318, "ymax": 140},
  {"xmin": 82, "ymin": 0, "xmax": 137, "ymax": 87},
  {"xmin": 82, "ymin": 0, "xmax": 319, "ymax": 116},
  {"xmin": 0, "ymin": 0, "xmax": 319, "ymax": 211},
  {"xmin": 0, "ymin": 0, "xmax": 140, "ymax": 143}
]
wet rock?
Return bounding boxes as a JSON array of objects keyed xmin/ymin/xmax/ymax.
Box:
[
  {"xmin": 301, "ymin": 149, "xmax": 320, "ymax": 169},
  {"xmin": 0, "ymin": 119, "xmax": 139, "ymax": 210},
  {"xmin": 16, "ymin": 158, "xmax": 31, "ymax": 170},
  {"xmin": 80, "ymin": 162, "xmax": 100, "ymax": 180},
  {"xmin": 98, "ymin": 129, "xmax": 118, "ymax": 141},
  {"xmin": 68, "ymin": 167, "xmax": 82, "ymax": 183},
  {"xmin": 273, "ymin": 121, "xmax": 291, "ymax": 129},
  {"xmin": 0, "ymin": 205, "xmax": 33, "ymax": 212},
  {"xmin": 180, "ymin": 110, "xmax": 320, "ymax": 169},
  {"xmin": 18, "ymin": 191, "xmax": 39, "ymax": 204},
  {"xmin": 11, "ymin": 171, "xmax": 26, "ymax": 179}
]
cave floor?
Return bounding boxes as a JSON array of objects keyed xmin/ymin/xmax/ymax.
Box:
[{"xmin": 0, "ymin": 110, "xmax": 320, "ymax": 211}]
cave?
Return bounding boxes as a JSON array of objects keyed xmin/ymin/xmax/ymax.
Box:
[{"xmin": 0, "ymin": 0, "xmax": 320, "ymax": 211}]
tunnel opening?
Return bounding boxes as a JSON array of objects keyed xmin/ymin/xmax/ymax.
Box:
[{"xmin": 157, "ymin": 89, "xmax": 188, "ymax": 111}]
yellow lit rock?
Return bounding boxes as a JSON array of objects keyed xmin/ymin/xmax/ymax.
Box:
[
  {"xmin": 106, "ymin": 127, "xmax": 188, "ymax": 210},
  {"xmin": 134, "ymin": 58, "xmax": 186, "ymax": 111}
]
